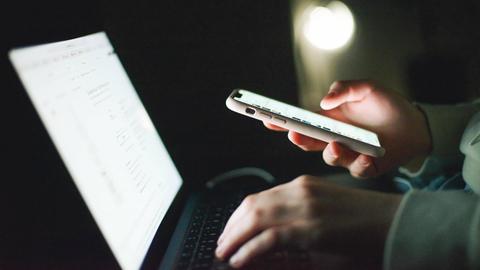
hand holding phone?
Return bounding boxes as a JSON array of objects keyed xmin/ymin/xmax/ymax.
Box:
[{"xmin": 226, "ymin": 80, "xmax": 433, "ymax": 179}]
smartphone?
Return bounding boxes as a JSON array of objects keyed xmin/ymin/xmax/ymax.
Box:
[{"xmin": 226, "ymin": 89, "xmax": 385, "ymax": 157}]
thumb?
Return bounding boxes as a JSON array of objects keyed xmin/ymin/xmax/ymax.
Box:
[{"xmin": 320, "ymin": 80, "xmax": 374, "ymax": 110}]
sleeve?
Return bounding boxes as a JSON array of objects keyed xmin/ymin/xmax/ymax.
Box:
[
  {"xmin": 399, "ymin": 102, "xmax": 480, "ymax": 176},
  {"xmin": 418, "ymin": 102, "xmax": 480, "ymax": 157},
  {"xmin": 383, "ymin": 190, "xmax": 480, "ymax": 270}
]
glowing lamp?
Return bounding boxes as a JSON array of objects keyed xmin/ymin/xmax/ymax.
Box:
[{"xmin": 303, "ymin": 1, "xmax": 355, "ymax": 50}]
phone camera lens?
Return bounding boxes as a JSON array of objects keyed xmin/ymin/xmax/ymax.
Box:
[{"xmin": 245, "ymin": 108, "xmax": 256, "ymax": 115}]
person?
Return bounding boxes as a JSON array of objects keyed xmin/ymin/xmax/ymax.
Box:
[{"xmin": 215, "ymin": 80, "xmax": 480, "ymax": 269}]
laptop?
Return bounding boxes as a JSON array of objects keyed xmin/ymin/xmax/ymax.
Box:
[{"xmin": 9, "ymin": 32, "xmax": 312, "ymax": 270}]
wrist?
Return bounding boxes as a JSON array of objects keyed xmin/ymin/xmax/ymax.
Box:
[
  {"xmin": 401, "ymin": 155, "xmax": 428, "ymax": 174},
  {"xmin": 412, "ymin": 104, "xmax": 433, "ymax": 160},
  {"xmin": 354, "ymin": 191, "xmax": 402, "ymax": 258},
  {"xmin": 399, "ymin": 105, "xmax": 431, "ymax": 172},
  {"xmin": 376, "ymin": 193, "xmax": 403, "ymax": 253}
]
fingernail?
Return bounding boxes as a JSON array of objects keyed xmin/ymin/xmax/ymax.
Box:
[
  {"xmin": 217, "ymin": 234, "xmax": 223, "ymax": 245},
  {"xmin": 215, "ymin": 245, "xmax": 224, "ymax": 258},
  {"xmin": 328, "ymin": 145, "xmax": 338, "ymax": 159},
  {"xmin": 229, "ymin": 253, "xmax": 242, "ymax": 268},
  {"xmin": 359, "ymin": 158, "xmax": 370, "ymax": 167},
  {"xmin": 329, "ymin": 82, "xmax": 339, "ymax": 90},
  {"xmin": 320, "ymin": 98, "xmax": 333, "ymax": 109}
]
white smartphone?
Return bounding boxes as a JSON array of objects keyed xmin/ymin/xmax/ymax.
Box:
[{"xmin": 226, "ymin": 89, "xmax": 385, "ymax": 157}]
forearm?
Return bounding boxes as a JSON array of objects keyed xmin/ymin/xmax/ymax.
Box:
[{"xmin": 384, "ymin": 190, "xmax": 480, "ymax": 270}]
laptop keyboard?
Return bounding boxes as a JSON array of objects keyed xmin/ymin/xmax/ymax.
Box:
[{"xmin": 174, "ymin": 192, "xmax": 312, "ymax": 270}]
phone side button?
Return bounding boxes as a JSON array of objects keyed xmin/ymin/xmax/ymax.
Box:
[
  {"xmin": 273, "ymin": 117, "xmax": 286, "ymax": 124},
  {"xmin": 260, "ymin": 112, "xmax": 272, "ymax": 119}
]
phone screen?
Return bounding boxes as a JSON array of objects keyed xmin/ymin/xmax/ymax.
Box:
[{"xmin": 233, "ymin": 89, "xmax": 381, "ymax": 147}]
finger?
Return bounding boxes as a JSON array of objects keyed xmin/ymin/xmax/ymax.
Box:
[
  {"xmin": 320, "ymin": 80, "xmax": 374, "ymax": 110},
  {"xmin": 228, "ymin": 227, "xmax": 287, "ymax": 268},
  {"xmin": 348, "ymin": 154, "xmax": 377, "ymax": 179},
  {"xmin": 263, "ymin": 122, "xmax": 288, "ymax": 131},
  {"xmin": 322, "ymin": 142, "xmax": 358, "ymax": 168},
  {"xmin": 219, "ymin": 185, "xmax": 288, "ymax": 245},
  {"xmin": 215, "ymin": 207, "xmax": 267, "ymax": 260},
  {"xmin": 315, "ymin": 108, "xmax": 350, "ymax": 123},
  {"xmin": 218, "ymin": 194, "xmax": 255, "ymax": 245},
  {"xmin": 228, "ymin": 224, "xmax": 310, "ymax": 268},
  {"xmin": 216, "ymin": 187, "xmax": 294, "ymax": 260},
  {"xmin": 288, "ymin": 131, "xmax": 327, "ymax": 151},
  {"xmin": 217, "ymin": 208, "xmax": 241, "ymax": 245}
]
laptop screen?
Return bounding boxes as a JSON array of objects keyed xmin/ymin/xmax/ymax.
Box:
[{"xmin": 9, "ymin": 32, "xmax": 183, "ymax": 270}]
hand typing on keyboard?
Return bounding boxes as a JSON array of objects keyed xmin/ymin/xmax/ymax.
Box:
[{"xmin": 215, "ymin": 175, "xmax": 402, "ymax": 268}]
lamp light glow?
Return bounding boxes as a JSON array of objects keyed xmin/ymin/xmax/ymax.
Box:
[{"xmin": 303, "ymin": 1, "xmax": 355, "ymax": 50}]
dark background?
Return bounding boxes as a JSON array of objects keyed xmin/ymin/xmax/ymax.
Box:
[{"xmin": 0, "ymin": 0, "xmax": 479, "ymax": 269}]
